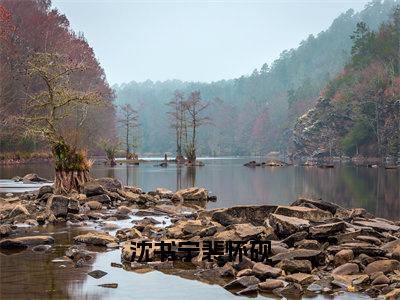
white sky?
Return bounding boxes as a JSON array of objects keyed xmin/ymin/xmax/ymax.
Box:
[{"xmin": 52, "ymin": 0, "xmax": 370, "ymax": 84}]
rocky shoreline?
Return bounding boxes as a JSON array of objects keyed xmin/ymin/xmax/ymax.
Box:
[{"xmin": 1, "ymin": 177, "xmax": 400, "ymax": 299}]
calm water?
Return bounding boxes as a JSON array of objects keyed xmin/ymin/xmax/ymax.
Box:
[
  {"xmin": 0, "ymin": 157, "xmax": 397, "ymax": 299},
  {"xmin": 1, "ymin": 157, "xmax": 399, "ymax": 219}
]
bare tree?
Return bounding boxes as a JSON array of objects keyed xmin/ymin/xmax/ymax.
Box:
[
  {"xmin": 184, "ymin": 91, "xmax": 210, "ymax": 163},
  {"xmin": 166, "ymin": 90, "xmax": 187, "ymax": 161},
  {"xmin": 18, "ymin": 52, "xmax": 107, "ymax": 194},
  {"xmin": 98, "ymin": 138, "xmax": 120, "ymax": 166},
  {"xmin": 118, "ymin": 104, "xmax": 139, "ymax": 159}
]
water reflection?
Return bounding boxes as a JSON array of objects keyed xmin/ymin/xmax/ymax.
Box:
[{"xmin": 0, "ymin": 158, "xmax": 399, "ymax": 219}]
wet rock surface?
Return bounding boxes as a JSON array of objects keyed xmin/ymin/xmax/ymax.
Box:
[{"xmin": 1, "ymin": 178, "xmax": 400, "ymax": 299}]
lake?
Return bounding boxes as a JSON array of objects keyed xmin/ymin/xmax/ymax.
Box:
[
  {"xmin": 0, "ymin": 157, "xmax": 398, "ymax": 299},
  {"xmin": 1, "ymin": 157, "xmax": 399, "ymax": 219}
]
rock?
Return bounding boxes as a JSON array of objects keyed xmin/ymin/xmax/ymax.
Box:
[
  {"xmin": 23, "ymin": 173, "xmax": 48, "ymax": 182},
  {"xmin": 334, "ymin": 249, "xmax": 354, "ymax": 266},
  {"xmin": 172, "ymin": 187, "xmax": 208, "ymax": 202},
  {"xmin": 0, "ymin": 235, "xmax": 54, "ymax": 249},
  {"xmin": 86, "ymin": 194, "xmax": 111, "ymax": 204},
  {"xmin": 276, "ymin": 259, "xmax": 312, "ymax": 273},
  {"xmin": 98, "ymin": 283, "xmax": 118, "ymax": 288},
  {"xmin": 155, "ymin": 188, "xmax": 173, "ymax": 199},
  {"xmin": 268, "ymin": 213, "xmax": 310, "ymax": 236},
  {"xmin": 385, "ymin": 288, "xmax": 400, "ymax": 299},
  {"xmin": 231, "ymin": 223, "xmax": 265, "ymax": 240},
  {"xmin": 331, "ymin": 263, "xmax": 359, "ymax": 275},
  {"xmin": 74, "ymin": 232, "xmax": 117, "ymax": 246},
  {"xmin": 365, "ymin": 260, "xmax": 400, "ymax": 275},
  {"xmin": 258, "ymin": 279, "xmax": 285, "ymax": 291},
  {"xmin": 116, "ymin": 228, "xmax": 142, "ymax": 241},
  {"xmin": 353, "ymin": 220, "xmax": 400, "ymax": 232},
  {"xmin": 282, "ymin": 231, "xmax": 308, "ymax": 247},
  {"xmin": 0, "ymin": 224, "xmax": 14, "ymax": 236},
  {"xmin": 252, "ymin": 262, "xmax": 282, "ymax": 279},
  {"xmin": 309, "ymin": 221, "xmax": 346, "ymax": 237},
  {"xmin": 32, "ymin": 244, "xmax": 52, "ymax": 252},
  {"xmin": 88, "ymin": 270, "xmax": 108, "ymax": 279},
  {"xmin": 372, "ymin": 274, "xmax": 390, "ymax": 285},
  {"xmin": 85, "ymin": 200, "xmax": 103, "ymax": 210},
  {"xmin": 270, "ymin": 249, "xmax": 323, "ymax": 265},
  {"xmin": 82, "ymin": 182, "xmax": 106, "ymax": 196},
  {"xmin": 273, "ymin": 282, "xmax": 303, "ymax": 298},
  {"xmin": 224, "ymin": 276, "xmax": 260, "ymax": 289},
  {"xmin": 211, "ymin": 205, "xmax": 277, "ymax": 226},
  {"xmin": 46, "ymin": 195, "xmax": 70, "ymax": 217},
  {"xmin": 5, "ymin": 192, "xmax": 13, "ymax": 197},
  {"xmin": 68, "ymin": 199, "xmax": 80, "ymax": 214},
  {"xmin": 93, "ymin": 178, "xmax": 122, "ymax": 192},
  {"xmin": 117, "ymin": 206, "xmax": 131, "ymax": 215},
  {"xmin": 333, "ymin": 274, "xmax": 369, "ymax": 285},
  {"xmin": 102, "ymin": 222, "xmax": 119, "ymax": 230},
  {"xmin": 37, "ymin": 185, "xmax": 54, "ymax": 198},
  {"xmin": 294, "ymin": 239, "xmax": 320, "ymax": 250},
  {"xmin": 285, "ymin": 273, "xmax": 318, "ymax": 285},
  {"xmin": 291, "ymin": 198, "xmax": 340, "ymax": 215},
  {"xmin": 237, "ymin": 269, "xmax": 253, "ymax": 277},
  {"xmin": 355, "ymin": 235, "xmax": 382, "ymax": 245},
  {"xmin": 274, "ymin": 205, "xmax": 332, "ymax": 221},
  {"xmin": 381, "ymin": 239, "xmax": 400, "ymax": 253},
  {"xmin": 236, "ymin": 284, "xmax": 258, "ymax": 295},
  {"xmin": 327, "ymin": 242, "xmax": 386, "ymax": 256},
  {"xmin": 8, "ymin": 204, "xmax": 30, "ymax": 219}
]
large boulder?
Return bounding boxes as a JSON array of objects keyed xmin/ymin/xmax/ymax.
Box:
[
  {"xmin": 37, "ymin": 185, "xmax": 54, "ymax": 198},
  {"xmin": 172, "ymin": 187, "xmax": 208, "ymax": 202},
  {"xmin": 212, "ymin": 205, "xmax": 277, "ymax": 226},
  {"xmin": 0, "ymin": 235, "xmax": 54, "ymax": 249},
  {"xmin": 74, "ymin": 232, "xmax": 118, "ymax": 246},
  {"xmin": 268, "ymin": 213, "xmax": 310, "ymax": 236}
]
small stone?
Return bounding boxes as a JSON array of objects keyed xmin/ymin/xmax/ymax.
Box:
[
  {"xmin": 236, "ymin": 269, "xmax": 253, "ymax": 277},
  {"xmin": 224, "ymin": 276, "xmax": 260, "ymax": 289},
  {"xmin": 372, "ymin": 274, "xmax": 390, "ymax": 285},
  {"xmin": 273, "ymin": 282, "xmax": 303, "ymax": 298},
  {"xmin": 331, "ymin": 263, "xmax": 359, "ymax": 275},
  {"xmin": 88, "ymin": 270, "xmax": 108, "ymax": 279},
  {"xmin": 285, "ymin": 273, "xmax": 318, "ymax": 285},
  {"xmin": 276, "ymin": 259, "xmax": 312, "ymax": 273},
  {"xmin": 111, "ymin": 262, "xmax": 123, "ymax": 268},
  {"xmin": 258, "ymin": 279, "xmax": 285, "ymax": 291},
  {"xmin": 334, "ymin": 249, "xmax": 354, "ymax": 266},
  {"xmin": 236, "ymin": 284, "xmax": 258, "ymax": 295},
  {"xmin": 98, "ymin": 283, "xmax": 118, "ymax": 288},
  {"xmin": 252, "ymin": 262, "xmax": 282, "ymax": 279}
]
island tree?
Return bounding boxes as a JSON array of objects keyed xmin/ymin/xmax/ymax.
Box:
[
  {"xmin": 19, "ymin": 52, "xmax": 108, "ymax": 194},
  {"xmin": 166, "ymin": 90, "xmax": 187, "ymax": 162},
  {"xmin": 184, "ymin": 91, "xmax": 209, "ymax": 163},
  {"xmin": 118, "ymin": 104, "xmax": 139, "ymax": 159}
]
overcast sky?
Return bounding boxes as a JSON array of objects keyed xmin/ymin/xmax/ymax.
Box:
[{"xmin": 52, "ymin": 0, "xmax": 370, "ymax": 85}]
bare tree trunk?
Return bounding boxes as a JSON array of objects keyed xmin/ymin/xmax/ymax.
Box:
[{"xmin": 54, "ymin": 169, "xmax": 90, "ymax": 194}]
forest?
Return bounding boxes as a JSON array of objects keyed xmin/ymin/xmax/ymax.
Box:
[
  {"xmin": 1, "ymin": 0, "xmax": 399, "ymax": 159},
  {"xmin": 114, "ymin": 0, "xmax": 399, "ymax": 157}
]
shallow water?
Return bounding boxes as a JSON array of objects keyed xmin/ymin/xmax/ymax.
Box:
[{"xmin": 1, "ymin": 157, "xmax": 399, "ymax": 219}]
